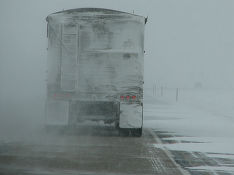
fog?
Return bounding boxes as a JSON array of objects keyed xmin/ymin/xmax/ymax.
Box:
[{"xmin": 0, "ymin": 0, "xmax": 234, "ymax": 138}]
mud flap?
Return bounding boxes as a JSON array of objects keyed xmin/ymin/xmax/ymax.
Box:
[
  {"xmin": 119, "ymin": 103, "xmax": 143, "ymax": 128},
  {"xmin": 46, "ymin": 100, "xmax": 69, "ymax": 125}
]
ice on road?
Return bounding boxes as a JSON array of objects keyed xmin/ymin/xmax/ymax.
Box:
[{"xmin": 144, "ymin": 89, "xmax": 234, "ymax": 174}]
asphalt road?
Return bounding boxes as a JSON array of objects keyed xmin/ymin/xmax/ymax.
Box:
[{"xmin": 0, "ymin": 126, "xmax": 190, "ymax": 175}]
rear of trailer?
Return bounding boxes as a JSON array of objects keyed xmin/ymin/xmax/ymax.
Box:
[{"xmin": 45, "ymin": 8, "xmax": 146, "ymax": 136}]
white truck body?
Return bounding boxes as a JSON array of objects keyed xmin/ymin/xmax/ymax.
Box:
[{"xmin": 45, "ymin": 8, "xmax": 146, "ymax": 136}]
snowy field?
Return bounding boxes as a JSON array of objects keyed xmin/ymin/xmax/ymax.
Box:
[{"xmin": 144, "ymin": 88, "xmax": 234, "ymax": 174}]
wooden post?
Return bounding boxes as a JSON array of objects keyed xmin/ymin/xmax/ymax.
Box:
[
  {"xmin": 153, "ymin": 84, "xmax": 156, "ymax": 96},
  {"xmin": 176, "ymin": 88, "xmax": 179, "ymax": 101}
]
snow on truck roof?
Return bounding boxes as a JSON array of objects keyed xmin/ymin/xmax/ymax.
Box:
[{"xmin": 46, "ymin": 8, "xmax": 146, "ymax": 23}]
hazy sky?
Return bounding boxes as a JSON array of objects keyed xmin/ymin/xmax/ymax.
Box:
[{"xmin": 0, "ymin": 0, "xmax": 234, "ymax": 102}]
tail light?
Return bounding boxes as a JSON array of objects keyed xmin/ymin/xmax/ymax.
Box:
[{"xmin": 120, "ymin": 95, "xmax": 137, "ymax": 101}]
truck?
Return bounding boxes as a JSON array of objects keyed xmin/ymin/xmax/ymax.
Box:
[{"xmin": 45, "ymin": 8, "xmax": 146, "ymax": 136}]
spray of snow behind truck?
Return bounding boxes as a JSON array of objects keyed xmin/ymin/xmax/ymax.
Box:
[{"xmin": 45, "ymin": 8, "xmax": 146, "ymax": 136}]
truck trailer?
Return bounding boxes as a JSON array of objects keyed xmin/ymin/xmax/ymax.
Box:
[{"xmin": 45, "ymin": 8, "xmax": 146, "ymax": 136}]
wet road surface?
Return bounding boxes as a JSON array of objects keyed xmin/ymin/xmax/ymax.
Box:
[{"xmin": 0, "ymin": 127, "xmax": 189, "ymax": 175}]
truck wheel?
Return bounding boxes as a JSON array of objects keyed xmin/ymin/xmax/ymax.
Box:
[
  {"xmin": 118, "ymin": 128, "xmax": 129, "ymax": 137},
  {"xmin": 115, "ymin": 122, "xmax": 120, "ymax": 129},
  {"xmin": 132, "ymin": 128, "xmax": 142, "ymax": 137}
]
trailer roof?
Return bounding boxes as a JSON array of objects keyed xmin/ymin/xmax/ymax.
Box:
[{"xmin": 46, "ymin": 8, "xmax": 145, "ymax": 21}]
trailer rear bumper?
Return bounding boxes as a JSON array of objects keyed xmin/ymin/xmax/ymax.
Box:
[
  {"xmin": 69, "ymin": 100, "xmax": 119, "ymax": 124},
  {"xmin": 45, "ymin": 99, "xmax": 143, "ymax": 132},
  {"xmin": 45, "ymin": 99, "xmax": 119, "ymax": 126}
]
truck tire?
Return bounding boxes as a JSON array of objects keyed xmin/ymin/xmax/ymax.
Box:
[
  {"xmin": 132, "ymin": 128, "xmax": 142, "ymax": 137},
  {"xmin": 115, "ymin": 121, "xmax": 120, "ymax": 129}
]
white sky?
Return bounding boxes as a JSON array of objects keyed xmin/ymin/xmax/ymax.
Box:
[{"xmin": 0, "ymin": 0, "xmax": 234, "ymax": 101}]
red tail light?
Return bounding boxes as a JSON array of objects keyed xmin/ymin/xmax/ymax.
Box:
[{"xmin": 120, "ymin": 95, "xmax": 137, "ymax": 101}]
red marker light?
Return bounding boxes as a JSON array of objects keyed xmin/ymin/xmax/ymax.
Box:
[
  {"xmin": 126, "ymin": 96, "xmax": 130, "ymax": 100},
  {"xmin": 120, "ymin": 96, "xmax": 124, "ymax": 100},
  {"xmin": 132, "ymin": 96, "xmax": 136, "ymax": 99}
]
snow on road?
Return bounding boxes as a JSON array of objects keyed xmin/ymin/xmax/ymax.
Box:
[{"xmin": 144, "ymin": 88, "xmax": 234, "ymax": 174}]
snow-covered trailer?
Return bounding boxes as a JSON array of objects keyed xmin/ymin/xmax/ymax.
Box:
[{"xmin": 45, "ymin": 8, "xmax": 146, "ymax": 136}]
